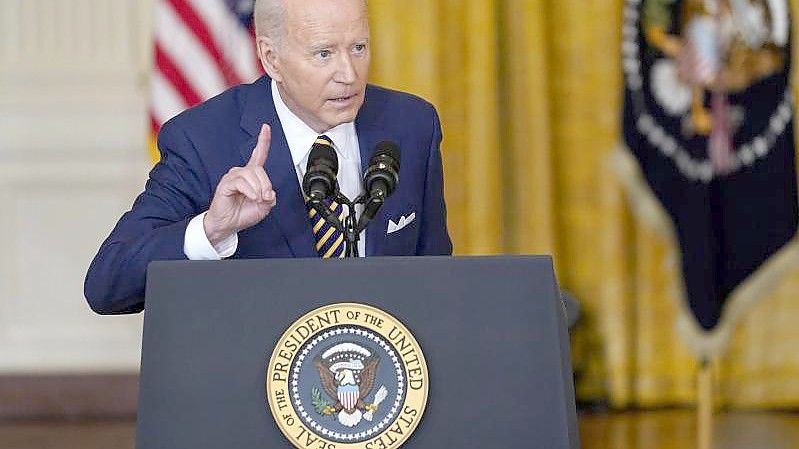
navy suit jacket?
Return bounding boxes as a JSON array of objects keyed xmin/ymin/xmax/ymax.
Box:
[{"xmin": 84, "ymin": 76, "xmax": 452, "ymax": 314}]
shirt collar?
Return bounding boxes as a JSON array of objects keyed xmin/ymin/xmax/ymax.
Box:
[{"xmin": 271, "ymin": 79, "xmax": 356, "ymax": 170}]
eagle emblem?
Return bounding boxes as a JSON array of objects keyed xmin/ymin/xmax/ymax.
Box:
[
  {"xmin": 637, "ymin": 0, "xmax": 791, "ymax": 177},
  {"xmin": 312, "ymin": 342, "xmax": 389, "ymax": 427}
]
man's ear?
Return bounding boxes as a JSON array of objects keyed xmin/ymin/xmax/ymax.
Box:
[{"xmin": 257, "ymin": 36, "xmax": 282, "ymax": 82}]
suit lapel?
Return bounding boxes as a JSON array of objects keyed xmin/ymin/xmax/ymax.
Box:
[
  {"xmin": 356, "ymin": 86, "xmax": 392, "ymax": 256},
  {"xmin": 239, "ymin": 77, "xmax": 316, "ymax": 257}
]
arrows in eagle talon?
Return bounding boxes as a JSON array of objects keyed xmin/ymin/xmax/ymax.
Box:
[{"xmin": 363, "ymin": 385, "xmax": 388, "ymax": 422}]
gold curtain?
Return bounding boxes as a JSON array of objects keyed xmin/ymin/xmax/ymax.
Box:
[{"xmin": 367, "ymin": 0, "xmax": 799, "ymax": 408}]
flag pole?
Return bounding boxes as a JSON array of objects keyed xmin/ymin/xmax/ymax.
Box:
[{"xmin": 697, "ymin": 359, "xmax": 713, "ymax": 449}]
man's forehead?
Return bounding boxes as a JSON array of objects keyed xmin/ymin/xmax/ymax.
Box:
[
  {"xmin": 285, "ymin": 0, "xmax": 369, "ymax": 44},
  {"xmin": 284, "ymin": 0, "xmax": 368, "ymax": 27}
]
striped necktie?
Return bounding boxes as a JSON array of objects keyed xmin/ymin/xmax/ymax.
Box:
[{"xmin": 307, "ymin": 136, "xmax": 346, "ymax": 258}]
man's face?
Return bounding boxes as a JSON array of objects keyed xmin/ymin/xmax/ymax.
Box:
[{"xmin": 260, "ymin": 0, "xmax": 370, "ymax": 133}]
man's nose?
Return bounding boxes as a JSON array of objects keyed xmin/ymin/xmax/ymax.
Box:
[{"xmin": 333, "ymin": 52, "xmax": 357, "ymax": 84}]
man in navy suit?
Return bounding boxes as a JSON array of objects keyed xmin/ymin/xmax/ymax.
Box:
[{"xmin": 84, "ymin": 0, "xmax": 452, "ymax": 314}]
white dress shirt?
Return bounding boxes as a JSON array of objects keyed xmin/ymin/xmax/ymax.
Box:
[{"xmin": 183, "ymin": 80, "xmax": 365, "ymax": 260}]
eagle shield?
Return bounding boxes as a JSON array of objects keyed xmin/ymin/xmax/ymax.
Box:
[{"xmin": 338, "ymin": 384, "xmax": 359, "ymax": 412}]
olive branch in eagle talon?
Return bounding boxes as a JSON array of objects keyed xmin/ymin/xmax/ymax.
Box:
[{"xmin": 311, "ymin": 387, "xmax": 337, "ymax": 416}]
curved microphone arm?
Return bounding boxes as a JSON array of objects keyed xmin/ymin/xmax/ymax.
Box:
[
  {"xmin": 354, "ymin": 196, "xmax": 383, "ymax": 235},
  {"xmin": 307, "ymin": 197, "xmax": 345, "ymax": 233}
]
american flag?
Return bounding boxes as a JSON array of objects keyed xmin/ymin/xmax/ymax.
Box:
[{"xmin": 148, "ymin": 0, "xmax": 262, "ymax": 159}]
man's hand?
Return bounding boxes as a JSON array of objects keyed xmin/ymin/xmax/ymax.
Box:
[{"xmin": 204, "ymin": 124, "xmax": 277, "ymax": 246}]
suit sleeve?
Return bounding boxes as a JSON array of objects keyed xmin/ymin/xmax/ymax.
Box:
[
  {"xmin": 84, "ymin": 122, "xmax": 212, "ymax": 314},
  {"xmin": 416, "ymin": 107, "xmax": 453, "ymax": 255}
]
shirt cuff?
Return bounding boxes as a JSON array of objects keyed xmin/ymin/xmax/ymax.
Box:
[{"xmin": 183, "ymin": 212, "xmax": 238, "ymax": 260}]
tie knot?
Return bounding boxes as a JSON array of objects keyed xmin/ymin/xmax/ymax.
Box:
[{"xmin": 315, "ymin": 135, "xmax": 334, "ymax": 147}]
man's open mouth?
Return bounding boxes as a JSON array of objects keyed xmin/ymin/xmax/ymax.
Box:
[{"xmin": 330, "ymin": 94, "xmax": 356, "ymax": 103}]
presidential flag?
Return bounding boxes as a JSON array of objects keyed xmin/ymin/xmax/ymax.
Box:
[
  {"xmin": 148, "ymin": 0, "xmax": 262, "ymax": 160},
  {"xmin": 616, "ymin": 0, "xmax": 797, "ymax": 359}
]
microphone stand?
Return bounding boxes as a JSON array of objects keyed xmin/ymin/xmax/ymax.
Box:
[
  {"xmin": 310, "ymin": 191, "xmax": 366, "ymax": 258},
  {"xmin": 334, "ymin": 191, "xmax": 362, "ymax": 258},
  {"xmin": 310, "ymin": 190, "xmax": 388, "ymax": 258}
]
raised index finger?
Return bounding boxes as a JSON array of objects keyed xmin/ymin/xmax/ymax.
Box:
[{"xmin": 247, "ymin": 124, "xmax": 271, "ymax": 167}]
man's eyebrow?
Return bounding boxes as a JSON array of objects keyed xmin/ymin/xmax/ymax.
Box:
[
  {"xmin": 305, "ymin": 37, "xmax": 370, "ymax": 53},
  {"xmin": 307, "ymin": 41, "xmax": 334, "ymax": 52}
]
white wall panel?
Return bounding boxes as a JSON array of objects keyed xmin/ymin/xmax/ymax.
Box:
[{"xmin": 0, "ymin": 0, "xmax": 155, "ymax": 373}]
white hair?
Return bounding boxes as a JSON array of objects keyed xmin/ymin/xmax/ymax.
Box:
[
  {"xmin": 254, "ymin": 0, "xmax": 287, "ymax": 43},
  {"xmin": 253, "ymin": 0, "xmax": 368, "ymax": 45}
]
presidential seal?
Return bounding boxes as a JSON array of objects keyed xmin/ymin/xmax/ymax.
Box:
[{"xmin": 266, "ymin": 303, "xmax": 428, "ymax": 449}]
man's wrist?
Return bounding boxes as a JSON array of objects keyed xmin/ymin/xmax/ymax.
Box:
[
  {"xmin": 203, "ymin": 213, "xmax": 229, "ymax": 247},
  {"xmin": 184, "ymin": 212, "xmax": 238, "ymax": 260}
]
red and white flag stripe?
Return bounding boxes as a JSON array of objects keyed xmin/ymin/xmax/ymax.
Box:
[{"xmin": 148, "ymin": 0, "xmax": 261, "ymax": 159}]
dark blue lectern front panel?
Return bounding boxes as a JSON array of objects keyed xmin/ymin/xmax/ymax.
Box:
[{"xmin": 137, "ymin": 256, "xmax": 578, "ymax": 449}]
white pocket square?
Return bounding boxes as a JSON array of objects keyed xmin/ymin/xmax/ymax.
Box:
[{"xmin": 387, "ymin": 212, "xmax": 416, "ymax": 234}]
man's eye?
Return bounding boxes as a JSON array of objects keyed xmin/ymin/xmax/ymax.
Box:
[
  {"xmin": 354, "ymin": 44, "xmax": 366, "ymax": 53},
  {"xmin": 319, "ymin": 50, "xmax": 332, "ymax": 59}
]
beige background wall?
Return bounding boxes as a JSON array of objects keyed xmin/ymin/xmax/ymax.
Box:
[{"xmin": 0, "ymin": 0, "xmax": 154, "ymax": 374}]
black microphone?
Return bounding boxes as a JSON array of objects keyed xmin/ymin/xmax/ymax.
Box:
[
  {"xmin": 363, "ymin": 141, "xmax": 400, "ymax": 201},
  {"xmin": 302, "ymin": 141, "xmax": 338, "ymax": 202},
  {"xmin": 357, "ymin": 142, "xmax": 400, "ymax": 233},
  {"xmin": 302, "ymin": 141, "xmax": 343, "ymax": 231}
]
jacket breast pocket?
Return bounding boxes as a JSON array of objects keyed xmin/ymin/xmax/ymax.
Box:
[{"xmin": 381, "ymin": 208, "xmax": 419, "ymax": 255}]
